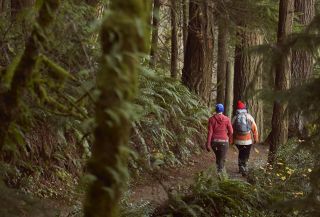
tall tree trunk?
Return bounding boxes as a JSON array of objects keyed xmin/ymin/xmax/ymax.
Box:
[
  {"xmin": 216, "ymin": 19, "xmax": 229, "ymax": 104},
  {"xmin": 83, "ymin": 0, "xmax": 150, "ymax": 216},
  {"xmin": 0, "ymin": 0, "xmax": 60, "ymax": 151},
  {"xmin": 225, "ymin": 61, "xmax": 233, "ymax": 118},
  {"xmin": 149, "ymin": 0, "xmax": 160, "ymax": 69},
  {"xmin": 289, "ymin": 0, "xmax": 315, "ymax": 138},
  {"xmin": 182, "ymin": 0, "xmax": 214, "ymax": 103},
  {"xmin": 0, "ymin": 0, "xmax": 4, "ymax": 13},
  {"xmin": 268, "ymin": 0, "xmax": 294, "ymax": 164},
  {"xmin": 182, "ymin": 0, "xmax": 188, "ymax": 55},
  {"xmin": 170, "ymin": 0, "xmax": 178, "ymax": 78},
  {"xmin": 233, "ymin": 30, "xmax": 264, "ymax": 138}
]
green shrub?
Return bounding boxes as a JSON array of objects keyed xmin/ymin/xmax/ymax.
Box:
[
  {"xmin": 158, "ymin": 170, "xmax": 272, "ymax": 217},
  {"xmin": 247, "ymin": 139, "xmax": 314, "ymax": 216}
]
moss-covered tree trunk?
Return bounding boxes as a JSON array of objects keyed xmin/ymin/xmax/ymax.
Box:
[
  {"xmin": 83, "ymin": 1, "xmax": 150, "ymax": 216},
  {"xmin": 0, "ymin": 0, "xmax": 60, "ymax": 151},
  {"xmin": 268, "ymin": 0, "xmax": 294, "ymax": 163},
  {"xmin": 182, "ymin": 0, "xmax": 214, "ymax": 103}
]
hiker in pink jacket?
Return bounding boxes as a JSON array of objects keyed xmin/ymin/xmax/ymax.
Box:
[{"xmin": 206, "ymin": 104, "xmax": 233, "ymax": 173}]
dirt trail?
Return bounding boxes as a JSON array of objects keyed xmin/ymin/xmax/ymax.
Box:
[{"xmin": 129, "ymin": 143, "xmax": 268, "ymax": 205}]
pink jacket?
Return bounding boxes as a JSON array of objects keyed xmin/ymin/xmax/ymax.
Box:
[{"xmin": 207, "ymin": 114, "xmax": 233, "ymax": 144}]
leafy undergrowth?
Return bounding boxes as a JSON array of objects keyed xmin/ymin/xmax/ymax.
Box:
[
  {"xmin": 152, "ymin": 170, "xmax": 272, "ymax": 217},
  {"xmin": 131, "ymin": 70, "xmax": 210, "ymax": 172},
  {"xmin": 247, "ymin": 139, "xmax": 315, "ymax": 217},
  {"xmin": 138, "ymin": 139, "xmax": 314, "ymax": 217},
  {"xmin": 0, "ymin": 69, "xmax": 210, "ymax": 213}
]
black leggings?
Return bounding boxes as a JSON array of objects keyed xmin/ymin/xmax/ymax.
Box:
[
  {"xmin": 211, "ymin": 142, "xmax": 229, "ymax": 172},
  {"xmin": 236, "ymin": 144, "xmax": 252, "ymax": 168}
]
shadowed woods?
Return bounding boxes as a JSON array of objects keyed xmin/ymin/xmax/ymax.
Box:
[{"xmin": 0, "ymin": 0, "xmax": 320, "ymax": 216}]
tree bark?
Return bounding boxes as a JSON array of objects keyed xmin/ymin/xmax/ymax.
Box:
[
  {"xmin": 170, "ymin": 0, "xmax": 178, "ymax": 78},
  {"xmin": 233, "ymin": 30, "xmax": 264, "ymax": 139},
  {"xmin": 182, "ymin": 0, "xmax": 188, "ymax": 55},
  {"xmin": 289, "ymin": 0, "xmax": 315, "ymax": 138},
  {"xmin": 0, "ymin": 0, "xmax": 4, "ymax": 13},
  {"xmin": 0, "ymin": 0, "xmax": 60, "ymax": 151},
  {"xmin": 83, "ymin": 0, "xmax": 150, "ymax": 216},
  {"xmin": 216, "ymin": 19, "xmax": 229, "ymax": 104},
  {"xmin": 268, "ymin": 0, "xmax": 294, "ymax": 164},
  {"xmin": 182, "ymin": 0, "xmax": 214, "ymax": 103},
  {"xmin": 225, "ymin": 61, "xmax": 233, "ymax": 118},
  {"xmin": 149, "ymin": 0, "xmax": 160, "ymax": 69}
]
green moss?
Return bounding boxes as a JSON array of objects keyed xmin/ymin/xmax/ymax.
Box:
[
  {"xmin": 1, "ymin": 53, "xmax": 23, "ymax": 91},
  {"xmin": 41, "ymin": 55, "xmax": 70, "ymax": 81},
  {"xmin": 0, "ymin": 0, "xmax": 61, "ymax": 150},
  {"xmin": 83, "ymin": 0, "xmax": 150, "ymax": 216}
]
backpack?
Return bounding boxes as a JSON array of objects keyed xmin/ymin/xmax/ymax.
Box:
[{"xmin": 234, "ymin": 112, "xmax": 251, "ymax": 134}]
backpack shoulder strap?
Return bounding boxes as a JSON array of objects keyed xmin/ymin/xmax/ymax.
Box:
[{"xmin": 246, "ymin": 113, "xmax": 255, "ymax": 125}]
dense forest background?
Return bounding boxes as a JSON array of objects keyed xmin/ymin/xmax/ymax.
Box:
[{"xmin": 0, "ymin": 0, "xmax": 320, "ymax": 216}]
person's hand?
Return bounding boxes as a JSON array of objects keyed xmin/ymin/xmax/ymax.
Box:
[
  {"xmin": 206, "ymin": 144, "xmax": 211, "ymax": 152},
  {"xmin": 229, "ymin": 138, "xmax": 233, "ymax": 145}
]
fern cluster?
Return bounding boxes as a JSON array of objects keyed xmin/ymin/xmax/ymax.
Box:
[
  {"xmin": 131, "ymin": 68, "xmax": 210, "ymax": 169},
  {"xmin": 156, "ymin": 171, "xmax": 271, "ymax": 217}
]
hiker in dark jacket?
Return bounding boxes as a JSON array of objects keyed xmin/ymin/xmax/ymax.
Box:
[
  {"xmin": 232, "ymin": 101, "xmax": 259, "ymax": 176},
  {"xmin": 207, "ymin": 104, "xmax": 233, "ymax": 173}
]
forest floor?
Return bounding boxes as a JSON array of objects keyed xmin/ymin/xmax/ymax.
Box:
[
  {"xmin": 129, "ymin": 143, "xmax": 269, "ymax": 206},
  {"xmin": 0, "ymin": 144, "xmax": 268, "ymax": 217}
]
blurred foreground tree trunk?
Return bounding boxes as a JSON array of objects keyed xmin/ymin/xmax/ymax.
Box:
[
  {"xmin": 0, "ymin": 0, "xmax": 60, "ymax": 151},
  {"xmin": 268, "ymin": 0, "xmax": 294, "ymax": 164},
  {"xmin": 182, "ymin": 0, "xmax": 214, "ymax": 104},
  {"xmin": 83, "ymin": 0, "xmax": 150, "ymax": 216},
  {"xmin": 289, "ymin": 0, "xmax": 315, "ymax": 138},
  {"xmin": 149, "ymin": 0, "xmax": 160, "ymax": 68},
  {"xmin": 233, "ymin": 30, "xmax": 264, "ymax": 140},
  {"xmin": 170, "ymin": 0, "xmax": 178, "ymax": 78}
]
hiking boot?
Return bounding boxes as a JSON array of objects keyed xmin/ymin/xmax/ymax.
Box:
[
  {"xmin": 239, "ymin": 166, "xmax": 245, "ymax": 174},
  {"xmin": 239, "ymin": 166, "xmax": 248, "ymax": 176},
  {"xmin": 241, "ymin": 170, "xmax": 248, "ymax": 177}
]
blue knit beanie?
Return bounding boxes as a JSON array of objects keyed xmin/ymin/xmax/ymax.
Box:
[{"xmin": 215, "ymin": 104, "xmax": 224, "ymax": 113}]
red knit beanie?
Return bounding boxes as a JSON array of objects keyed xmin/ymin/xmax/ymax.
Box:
[{"xmin": 237, "ymin": 100, "xmax": 246, "ymax": 109}]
